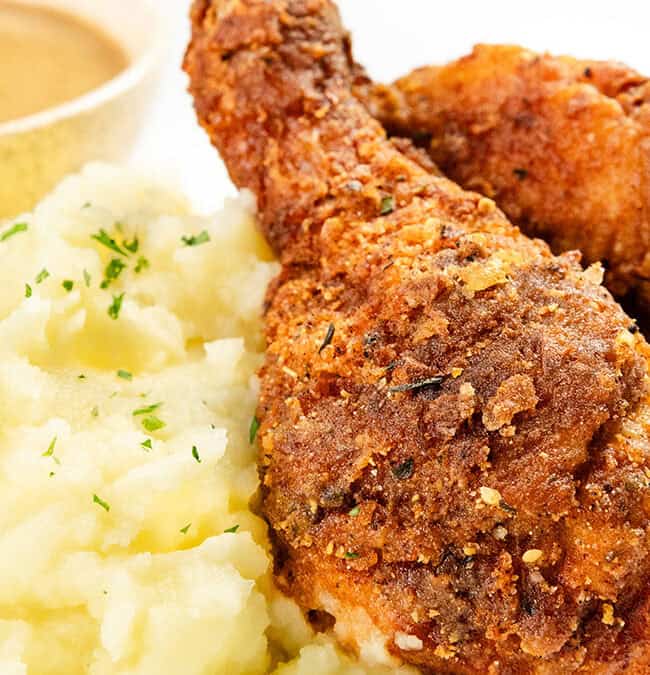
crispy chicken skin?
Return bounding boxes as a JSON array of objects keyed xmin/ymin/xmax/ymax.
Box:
[
  {"xmin": 367, "ymin": 45, "xmax": 650, "ymax": 314},
  {"xmin": 185, "ymin": 4, "xmax": 650, "ymax": 672}
]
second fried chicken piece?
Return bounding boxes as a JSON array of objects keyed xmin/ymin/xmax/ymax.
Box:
[
  {"xmin": 185, "ymin": 4, "xmax": 650, "ymax": 673},
  {"xmin": 368, "ymin": 45, "xmax": 650, "ymax": 314}
]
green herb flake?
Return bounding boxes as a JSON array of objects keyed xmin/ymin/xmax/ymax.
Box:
[
  {"xmin": 513, "ymin": 168, "xmax": 528, "ymax": 180},
  {"xmin": 134, "ymin": 256, "xmax": 150, "ymax": 273},
  {"xmin": 107, "ymin": 292, "xmax": 125, "ymax": 320},
  {"xmin": 192, "ymin": 445, "xmax": 201, "ymax": 463},
  {"xmin": 389, "ymin": 376, "xmax": 445, "ymax": 394},
  {"xmin": 249, "ymin": 416, "xmax": 260, "ymax": 444},
  {"xmin": 180, "ymin": 523, "xmax": 191, "ymax": 534},
  {"xmin": 24, "ymin": 283, "xmax": 32, "ymax": 298},
  {"xmin": 392, "ymin": 458, "xmax": 414, "ymax": 480},
  {"xmin": 101, "ymin": 258, "xmax": 126, "ymax": 289},
  {"xmin": 117, "ymin": 369, "xmax": 132, "ymax": 381},
  {"xmin": 82, "ymin": 202, "xmax": 92, "ymax": 209},
  {"xmin": 83, "ymin": 269, "xmax": 92, "ymax": 287},
  {"xmin": 499, "ymin": 499, "xmax": 517, "ymax": 515},
  {"xmin": 181, "ymin": 230, "xmax": 210, "ymax": 247},
  {"xmin": 142, "ymin": 416, "xmax": 165, "ymax": 432},
  {"xmin": 345, "ymin": 551, "xmax": 360, "ymax": 560},
  {"xmin": 92, "ymin": 229, "xmax": 127, "ymax": 256},
  {"xmin": 78, "ymin": 374, "xmax": 86, "ymax": 380},
  {"xmin": 35, "ymin": 268, "xmax": 49, "ymax": 284},
  {"xmin": 348, "ymin": 505, "xmax": 360, "ymax": 517},
  {"xmin": 93, "ymin": 494, "xmax": 110, "ymax": 512},
  {"xmin": 141, "ymin": 438, "xmax": 153, "ymax": 451},
  {"xmin": 124, "ymin": 237, "xmax": 139, "ymax": 254},
  {"xmin": 319, "ymin": 323, "xmax": 335, "ymax": 354},
  {"xmin": 62, "ymin": 280, "xmax": 74, "ymax": 292},
  {"xmin": 1, "ymin": 222, "xmax": 28, "ymax": 242},
  {"xmin": 91, "ymin": 406, "xmax": 99, "ymax": 418},
  {"xmin": 380, "ymin": 195, "xmax": 395, "ymax": 216},
  {"xmin": 49, "ymin": 471, "xmax": 55, "ymax": 478},
  {"xmin": 133, "ymin": 402, "xmax": 163, "ymax": 417},
  {"xmin": 91, "ymin": 230, "xmax": 128, "ymax": 256},
  {"xmin": 224, "ymin": 525, "xmax": 239, "ymax": 534},
  {"xmin": 42, "ymin": 436, "xmax": 57, "ymax": 458}
]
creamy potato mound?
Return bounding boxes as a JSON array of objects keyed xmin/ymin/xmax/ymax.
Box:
[{"xmin": 0, "ymin": 165, "xmax": 416, "ymax": 675}]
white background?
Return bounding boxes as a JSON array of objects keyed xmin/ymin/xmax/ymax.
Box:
[{"xmin": 133, "ymin": 0, "xmax": 650, "ymax": 213}]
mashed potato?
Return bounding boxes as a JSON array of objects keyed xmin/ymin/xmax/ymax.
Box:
[{"xmin": 0, "ymin": 165, "xmax": 416, "ymax": 675}]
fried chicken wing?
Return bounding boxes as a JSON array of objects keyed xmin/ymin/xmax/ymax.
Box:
[
  {"xmin": 185, "ymin": 4, "xmax": 650, "ymax": 672},
  {"xmin": 368, "ymin": 45, "xmax": 650, "ymax": 316}
]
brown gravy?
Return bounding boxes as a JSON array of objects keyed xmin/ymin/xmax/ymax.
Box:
[{"xmin": 0, "ymin": 2, "xmax": 129, "ymax": 124}]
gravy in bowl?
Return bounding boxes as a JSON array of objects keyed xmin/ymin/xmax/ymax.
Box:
[{"xmin": 0, "ymin": 2, "xmax": 128, "ymax": 124}]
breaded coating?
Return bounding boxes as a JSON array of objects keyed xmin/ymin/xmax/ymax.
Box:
[
  {"xmin": 368, "ymin": 45, "xmax": 650, "ymax": 315},
  {"xmin": 185, "ymin": 4, "xmax": 650, "ymax": 672}
]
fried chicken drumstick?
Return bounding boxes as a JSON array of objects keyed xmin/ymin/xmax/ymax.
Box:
[
  {"xmin": 185, "ymin": 3, "xmax": 650, "ymax": 672},
  {"xmin": 368, "ymin": 45, "xmax": 650, "ymax": 315}
]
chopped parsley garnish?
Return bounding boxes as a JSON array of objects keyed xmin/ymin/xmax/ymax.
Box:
[
  {"xmin": 224, "ymin": 525, "xmax": 240, "ymax": 534},
  {"xmin": 101, "ymin": 258, "xmax": 126, "ymax": 288},
  {"xmin": 192, "ymin": 445, "xmax": 201, "ymax": 463},
  {"xmin": 107, "ymin": 292, "xmax": 125, "ymax": 320},
  {"xmin": 35, "ymin": 268, "xmax": 49, "ymax": 284},
  {"xmin": 142, "ymin": 416, "xmax": 165, "ymax": 432},
  {"xmin": 78, "ymin": 374, "xmax": 86, "ymax": 380},
  {"xmin": 62, "ymin": 280, "xmax": 74, "ymax": 292},
  {"xmin": 181, "ymin": 230, "xmax": 210, "ymax": 247},
  {"xmin": 117, "ymin": 369, "xmax": 132, "ymax": 381},
  {"xmin": 513, "ymin": 168, "xmax": 528, "ymax": 180},
  {"xmin": 348, "ymin": 505, "xmax": 360, "ymax": 517},
  {"xmin": 124, "ymin": 237, "xmax": 139, "ymax": 254},
  {"xmin": 134, "ymin": 256, "xmax": 149, "ymax": 273},
  {"xmin": 91, "ymin": 406, "xmax": 99, "ymax": 418},
  {"xmin": 180, "ymin": 523, "xmax": 191, "ymax": 534},
  {"xmin": 49, "ymin": 471, "xmax": 55, "ymax": 478},
  {"xmin": 133, "ymin": 402, "xmax": 163, "ymax": 416},
  {"xmin": 93, "ymin": 494, "xmax": 110, "ymax": 512},
  {"xmin": 249, "ymin": 416, "xmax": 260, "ymax": 444},
  {"xmin": 499, "ymin": 499, "xmax": 517, "ymax": 515},
  {"xmin": 380, "ymin": 195, "xmax": 395, "ymax": 215},
  {"xmin": 1, "ymin": 222, "xmax": 28, "ymax": 242},
  {"xmin": 392, "ymin": 458, "xmax": 414, "ymax": 480},
  {"xmin": 92, "ymin": 229, "xmax": 128, "ymax": 256},
  {"xmin": 82, "ymin": 202, "xmax": 92, "ymax": 209},
  {"xmin": 24, "ymin": 283, "xmax": 32, "ymax": 298},
  {"xmin": 345, "ymin": 551, "xmax": 359, "ymax": 559},
  {"xmin": 319, "ymin": 323, "xmax": 335, "ymax": 354},
  {"xmin": 389, "ymin": 376, "xmax": 444, "ymax": 394},
  {"xmin": 83, "ymin": 269, "xmax": 92, "ymax": 287},
  {"xmin": 141, "ymin": 438, "xmax": 152, "ymax": 451},
  {"xmin": 42, "ymin": 436, "xmax": 57, "ymax": 457}
]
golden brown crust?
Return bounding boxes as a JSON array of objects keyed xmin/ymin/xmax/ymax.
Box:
[
  {"xmin": 366, "ymin": 44, "xmax": 650, "ymax": 315},
  {"xmin": 185, "ymin": 6, "xmax": 650, "ymax": 673}
]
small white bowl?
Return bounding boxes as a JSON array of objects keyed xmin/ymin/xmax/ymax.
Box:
[{"xmin": 0, "ymin": 0, "xmax": 168, "ymax": 219}]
